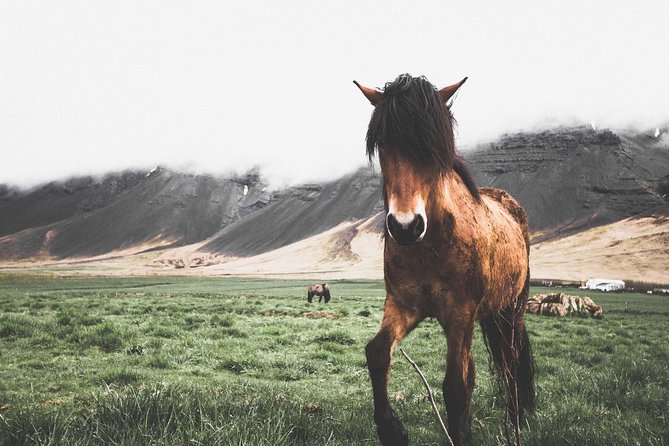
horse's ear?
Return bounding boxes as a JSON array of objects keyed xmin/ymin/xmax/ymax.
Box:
[
  {"xmin": 438, "ymin": 77, "xmax": 468, "ymax": 103},
  {"xmin": 353, "ymin": 80, "xmax": 382, "ymax": 106}
]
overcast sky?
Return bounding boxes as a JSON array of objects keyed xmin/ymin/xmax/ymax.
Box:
[{"xmin": 1, "ymin": 1, "xmax": 668, "ymax": 188}]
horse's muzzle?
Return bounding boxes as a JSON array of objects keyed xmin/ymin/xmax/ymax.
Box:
[{"xmin": 386, "ymin": 213, "xmax": 426, "ymax": 245}]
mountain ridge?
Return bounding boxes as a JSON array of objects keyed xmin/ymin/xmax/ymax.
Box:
[{"xmin": 1, "ymin": 125, "xmax": 667, "ymax": 281}]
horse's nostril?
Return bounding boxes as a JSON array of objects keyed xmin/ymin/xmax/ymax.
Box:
[
  {"xmin": 386, "ymin": 213, "xmax": 425, "ymax": 245},
  {"xmin": 387, "ymin": 214, "xmax": 400, "ymax": 236},
  {"xmin": 412, "ymin": 214, "xmax": 425, "ymax": 239}
]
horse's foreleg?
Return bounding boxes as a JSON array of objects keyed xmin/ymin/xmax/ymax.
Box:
[
  {"xmin": 366, "ymin": 300, "xmax": 420, "ymax": 446},
  {"xmin": 441, "ymin": 312, "xmax": 477, "ymax": 445},
  {"xmin": 318, "ymin": 293, "xmax": 323, "ymax": 303},
  {"xmin": 307, "ymin": 292, "xmax": 313, "ymax": 303}
]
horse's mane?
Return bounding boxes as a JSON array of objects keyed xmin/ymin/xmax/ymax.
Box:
[{"xmin": 366, "ymin": 74, "xmax": 480, "ymax": 201}]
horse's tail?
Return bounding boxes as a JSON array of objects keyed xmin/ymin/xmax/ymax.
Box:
[{"xmin": 480, "ymin": 275, "xmax": 535, "ymax": 441}]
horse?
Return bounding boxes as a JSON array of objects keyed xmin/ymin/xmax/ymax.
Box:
[
  {"xmin": 354, "ymin": 74, "xmax": 535, "ymax": 446},
  {"xmin": 307, "ymin": 283, "xmax": 331, "ymax": 303}
]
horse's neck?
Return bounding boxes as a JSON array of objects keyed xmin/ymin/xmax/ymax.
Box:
[
  {"xmin": 427, "ymin": 172, "xmax": 482, "ymax": 239},
  {"xmin": 380, "ymin": 171, "xmax": 486, "ymax": 255}
]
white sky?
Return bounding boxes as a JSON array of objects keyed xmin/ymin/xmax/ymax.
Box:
[{"xmin": 1, "ymin": 1, "xmax": 668, "ymax": 188}]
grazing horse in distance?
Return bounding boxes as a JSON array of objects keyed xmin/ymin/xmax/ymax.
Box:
[
  {"xmin": 354, "ymin": 74, "xmax": 534, "ymax": 446},
  {"xmin": 307, "ymin": 283, "xmax": 331, "ymax": 303}
]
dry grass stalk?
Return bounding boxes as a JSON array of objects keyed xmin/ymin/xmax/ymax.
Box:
[{"xmin": 399, "ymin": 347, "xmax": 454, "ymax": 446}]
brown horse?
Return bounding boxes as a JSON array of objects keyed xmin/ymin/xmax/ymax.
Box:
[
  {"xmin": 354, "ymin": 74, "xmax": 534, "ymax": 446},
  {"xmin": 307, "ymin": 283, "xmax": 331, "ymax": 303}
]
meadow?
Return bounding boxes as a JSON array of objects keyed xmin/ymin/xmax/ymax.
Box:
[{"xmin": 0, "ymin": 275, "xmax": 667, "ymax": 445}]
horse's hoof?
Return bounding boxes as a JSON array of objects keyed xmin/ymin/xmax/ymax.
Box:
[{"xmin": 376, "ymin": 416, "xmax": 409, "ymax": 446}]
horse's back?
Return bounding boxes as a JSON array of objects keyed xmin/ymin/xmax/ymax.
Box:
[
  {"xmin": 479, "ymin": 187, "xmax": 527, "ymax": 228},
  {"xmin": 474, "ymin": 187, "xmax": 530, "ymax": 313},
  {"xmin": 479, "ymin": 187, "xmax": 529, "ymax": 249},
  {"xmin": 308, "ymin": 283, "xmax": 328, "ymax": 294}
]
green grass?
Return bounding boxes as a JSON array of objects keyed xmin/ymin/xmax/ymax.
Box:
[{"xmin": 0, "ymin": 275, "xmax": 667, "ymax": 445}]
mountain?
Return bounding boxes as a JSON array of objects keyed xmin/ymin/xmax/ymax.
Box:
[
  {"xmin": 0, "ymin": 125, "xmax": 667, "ymax": 282},
  {"xmin": 0, "ymin": 168, "xmax": 270, "ymax": 260},
  {"xmin": 0, "ymin": 171, "xmax": 145, "ymax": 238},
  {"xmin": 199, "ymin": 125, "xmax": 667, "ymax": 257},
  {"xmin": 467, "ymin": 126, "xmax": 669, "ymax": 241},
  {"xmin": 201, "ymin": 168, "xmax": 383, "ymax": 256}
]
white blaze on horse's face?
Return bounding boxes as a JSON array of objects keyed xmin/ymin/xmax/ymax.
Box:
[{"xmin": 379, "ymin": 150, "xmax": 429, "ymax": 245}]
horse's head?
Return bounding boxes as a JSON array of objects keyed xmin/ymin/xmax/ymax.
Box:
[
  {"xmin": 354, "ymin": 74, "xmax": 467, "ymax": 245},
  {"xmin": 322, "ymin": 284, "xmax": 331, "ymax": 303}
]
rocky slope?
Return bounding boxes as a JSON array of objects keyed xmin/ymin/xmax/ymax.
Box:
[
  {"xmin": 530, "ymin": 205, "xmax": 668, "ymax": 283},
  {"xmin": 467, "ymin": 126, "xmax": 669, "ymax": 241},
  {"xmin": 0, "ymin": 171, "xmax": 145, "ymax": 237},
  {"xmin": 0, "ymin": 126, "xmax": 666, "ymax": 276},
  {"xmin": 201, "ymin": 168, "xmax": 384, "ymax": 256},
  {"xmin": 0, "ymin": 168, "xmax": 270, "ymax": 260}
]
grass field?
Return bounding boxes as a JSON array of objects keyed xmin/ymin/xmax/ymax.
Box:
[{"xmin": 0, "ymin": 275, "xmax": 667, "ymax": 445}]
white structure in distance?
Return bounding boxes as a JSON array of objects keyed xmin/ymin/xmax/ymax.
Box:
[{"xmin": 582, "ymin": 278, "xmax": 626, "ymax": 292}]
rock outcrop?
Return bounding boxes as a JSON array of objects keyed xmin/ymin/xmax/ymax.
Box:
[
  {"xmin": 527, "ymin": 293, "xmax": 603, "ymax": 318},
  {"xmin": 467, "ymin": 126, "xmax": 669, "ymax": 241},
  {"xmin": 0, "ymin": 168, "xmax": 270, "ymax": 260},
  {"xmin": 201, "ymin": 168, "xmax": 383, "ymax": 256}
]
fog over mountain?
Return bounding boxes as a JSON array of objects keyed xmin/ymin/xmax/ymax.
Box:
[{"xmin": 2, "ymin": 2, "xmax": 668, "ymax": 189}]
